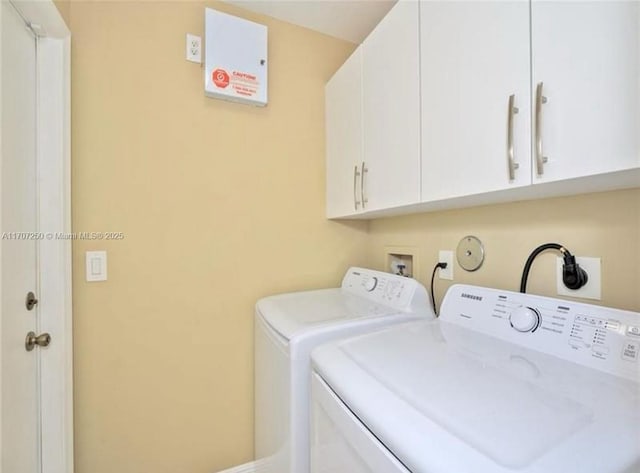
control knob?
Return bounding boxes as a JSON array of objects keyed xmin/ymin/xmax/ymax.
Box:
[
  {"xmin": 509, "ymin": 306, "xmax": 541, "ymax": 333},
  {"xmin": 364, "ymin": 277, "xmax": 378, "ymax": 292}
]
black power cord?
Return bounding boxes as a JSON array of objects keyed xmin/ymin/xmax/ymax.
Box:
[
  {"xmin": 520, "ymin": 243, "xmax": 588, "ymax": 293},
  {"xmin": 430, "ymin": 262, "xmax": 448, "ymax": 317}
]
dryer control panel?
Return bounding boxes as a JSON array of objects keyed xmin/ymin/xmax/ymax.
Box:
[
  {"xmin": 341, "ymin": 267, "xmax": 433, "ymax": 318},
  {"xmin": 440, "ymin": 284, "xmax": 640, "ymax": 380}
]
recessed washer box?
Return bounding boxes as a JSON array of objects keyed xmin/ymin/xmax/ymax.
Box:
[{"xmin": 204, "ymin": 8, "xmax": 268, "ymax": 107}]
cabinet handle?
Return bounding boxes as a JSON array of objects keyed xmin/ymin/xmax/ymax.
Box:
[
  {"xmin": 535, "ymin": 82, "xmax": 548, "ymax": 175},
  {"xmin": 507, "ymin": 94, "xmax": 520, "ymax": 181},
  {"xmin": 353, "ymin": 164, "xmax": 361, "ymax": 211},
  {"xmin": 360, "ymin": 161, "xmax": 368, "ymax": 209}
]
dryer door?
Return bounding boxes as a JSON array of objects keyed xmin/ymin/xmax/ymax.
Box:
[{"xmin": 310, "ymin": 373, "xmax": 410, "ymax": 473}]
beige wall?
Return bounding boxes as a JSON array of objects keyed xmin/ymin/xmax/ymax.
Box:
[
  {"xmin": 66, "ymin": 2, "xmax": 365, "ymax": 472},
  {"xmin": 366, "ymin": 189, "xmax": 640, "ymax": 313}
]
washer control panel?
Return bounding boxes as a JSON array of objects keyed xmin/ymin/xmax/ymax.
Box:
[
  {"xmin": 341, "ymin": 267, "xmax": 432, "ymax": 316},
  {"xmin": 440, "ymin": 284, "xmax": 640, "ymax": 380}
]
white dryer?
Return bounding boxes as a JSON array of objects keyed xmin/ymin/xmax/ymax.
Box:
[
  {"xmin": 311, "ymin": 284, "xmax": 640, "ymax": 473},
  {"xmin": 253, "ymin": 267, "xmax": 434, "ymax": 473}
]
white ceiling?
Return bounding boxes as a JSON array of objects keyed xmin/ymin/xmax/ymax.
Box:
[{"xmin": 224, "ymin": 0, "xmax": 397, "ymax": 44}]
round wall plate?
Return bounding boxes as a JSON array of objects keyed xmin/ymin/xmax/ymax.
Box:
[{"xmin": 456, "ymin": 235, "xmax": 485, "ymax": 272}]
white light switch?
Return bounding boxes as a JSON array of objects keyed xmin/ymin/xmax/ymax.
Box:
[
  {"xmin": 86, "ymin": 251, "xmax": 107, "ymax": 282},
  {"xmin": 91, "ymin": 258, "xmax": 101, "ymax": 275}
]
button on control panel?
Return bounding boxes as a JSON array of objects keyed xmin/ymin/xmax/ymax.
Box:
[
  {"xmin": 626, "ymin": 325, "xmax": 640, "ymax": 337},
  {"xmin": 622, "ymin": 341, "xmax": 639, "ymax": 362},
  {"xmin": 440, "ymin": 284, "xmax": 640, "ymax": 380}
]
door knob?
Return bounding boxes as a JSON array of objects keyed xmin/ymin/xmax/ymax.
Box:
[{"xmin": 25, "ymin": 332, "xmax": 51, "ymax": 351}]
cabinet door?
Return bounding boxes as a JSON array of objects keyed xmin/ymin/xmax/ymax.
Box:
[
  {"xmin": 362, "ymin": 0, "xmax": 421, "ymax": 212},
  {"xmin": 326, "ymin": 47, "xmax": 363, "ymax": 218},
  {"xmin": 420, "ymin": 1, "xmax": 531, "ymax": 202},
  {"xmin": 531, "ymin": 1, "xmax": 639, "ymax": 183}
]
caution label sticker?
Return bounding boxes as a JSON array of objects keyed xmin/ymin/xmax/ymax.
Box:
[{"xmin": 212, "ymin": 68, "xmax": 260, "ymax": 98}]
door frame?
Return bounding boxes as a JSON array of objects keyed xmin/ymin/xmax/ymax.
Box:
[{"xmin": 0, "ymin": 1, "xmax": 72, "ymax": 472}]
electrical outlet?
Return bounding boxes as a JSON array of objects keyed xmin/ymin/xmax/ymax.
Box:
[
  {"xmin": 556, "ymin": 256, "xmax": 601, "ymax": 300},
  {"xmin": 186, "ymin": 33, "xmax": 202, "ymax": 63},
  {"xmin": 438, "ymin": 250, "xmax": 454, "ymax": 280}
]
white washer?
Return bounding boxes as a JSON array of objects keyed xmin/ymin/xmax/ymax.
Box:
[
  {"xmin": 311, "ymin": 284, "xmax": 640, "ymax": 473},
  {"xmin": 251, "ymin": 267, "xmax": 434, "ymax": 473}
]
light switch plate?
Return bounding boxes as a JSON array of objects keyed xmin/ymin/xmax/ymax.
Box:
[
  {"xmin": 556, "ymin": 256, "xmax": 601, "ymax": 300},
  {"xmin": 86, "ymin": 251, "xmax": 107, "ymax": 282}
]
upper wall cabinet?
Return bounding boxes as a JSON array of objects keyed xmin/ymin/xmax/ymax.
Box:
[
  {"xmin": 420, "ymin": 0, "xmax": 639, "ymax": 206},
  {"xmin": 531, "ymin": 1, "xmax": 639, "ymax": 183},
  {"xmin": 421, "ymin": 1, "xmax": 532, "ymax": 201},
  {"xmin": 362, "ymin": 0, "xmax": 421, "ymax": 212},
  {"xmin": 326, "ymin": 1, "xmax": 639, "ymax": 219},
  {"xmin": 325, "ymin": 1, "xmax": 420, "ymax": 218},
  {"xmin": 326, "ymin": 47, "xmax": 363, "ymax": 219}
]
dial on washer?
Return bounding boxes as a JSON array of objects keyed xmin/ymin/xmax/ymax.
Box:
[
  {"xmin": 364, "ymin": 277, "xmax": 378, "ymax": 292},
  {"xmin": 510, "ymin": 306, "xmax": 541, "ymax": 333}
]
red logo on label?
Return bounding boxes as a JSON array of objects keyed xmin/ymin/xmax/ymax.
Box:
[{"xmin": 212, "ymin": 69, "xmax": 230, "ymax": 89}]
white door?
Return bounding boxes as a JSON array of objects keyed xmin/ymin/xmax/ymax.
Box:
[
  {"xmin": 531, "ymin": 1, "xmax": 640, "ymax": 183},
  {"xmin": 420, "ymin": 1, "xmax": 531, "ymax": 202},
  {"xmin": 1, "ymin": 1, "xmax": 42, "ymax": 472},
  {"xmin": 325, "ymin": 47, "xmax": 363, "ymax": 218},
  {"xmin": 361, "ymin": 0, "xmax": 421, "ymax": 213}
]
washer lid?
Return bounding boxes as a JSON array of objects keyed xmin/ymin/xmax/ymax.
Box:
[
  {"xmin": 312, "ymin": 320, "xmax": 640, "ymax": 473},
  {"xmin": 256, "ymin": 288, "xmax": 398, "ymax": 341}
]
